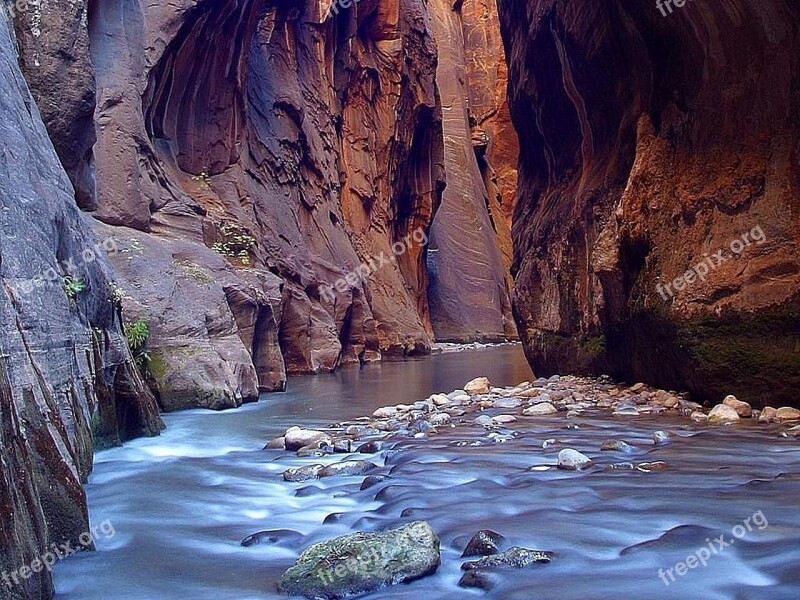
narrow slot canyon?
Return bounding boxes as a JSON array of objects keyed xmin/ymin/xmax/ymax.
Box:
[{"xmin": 0, "ymin": 1, "xmax": 798, "ymax": 599}]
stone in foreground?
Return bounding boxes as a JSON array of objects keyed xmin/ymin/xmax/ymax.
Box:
[
  {"xmin": 464, "ymin": 377, "xmax": 492, "ymax": 395},
  {"xmin": 278, "ymin": 521, "xmax": 440, "ymax": 599},
  {"xmin": 723, "ymin": 395, "xmax": 752, "ymax": 417},
  {"xmin": 557, "ymin": 449, "xmax": 594, "ymax": 471},
  {"xmin": 461, "ymin": 530, "xmax": 505, "ymax": 557},
  {"xmin": 708, "ymin": 404, "xmax": 741, "ymax": 424}
]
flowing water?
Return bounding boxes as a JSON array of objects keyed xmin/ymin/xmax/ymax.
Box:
[{"xmin": 54, "ymin": 346, "xmax": 800, "ymax": 599}]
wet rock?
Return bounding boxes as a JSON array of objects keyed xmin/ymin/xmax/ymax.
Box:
[
  {"xmin": 613, "ymin": 404, "xmax": 640, "ymax": 417},
  {"xmin": 357, "ymin": 441, "xmax": 382, "ymax": 454},
  {"xmin": 458, "ymin": 570, "xmax": 494, "ymax": 591},
  {"xmin": 319, "ymin": 461, "xmax": 377, "ymax": 478},
  {"xmin": 493, "ymin": 397, "xmax": 523, "ymax": 409},
  {"xmin": 465, "ymin": 377, "xmax": 492, "ymax": 395},
  {"xmin": 333, "ymin": 439, "xmax": 353, "ymax": 453},
  {"xmin": 429, "ymin": 413, "xmax": 452, "ymax": 426},
  {"xmin": 297, "ymin": 444, "xmax": 332, "ymax": 458},
  {"xmin": 691, "ymin": 411, "xmax": 709, "ymax": 422},
  {"xmin": 776, "ymin": 407, "xmax": 800, "ymax": 422},
  {"xmin": 523, "ymin": 403, "xmax": 558, "ymax": 416},
  {"xmin": 462, "ymin": 547, "xmax": 552, "ymax": 570},
  {"xmin": 285, "ymin": 427, "xmax": 331, "ymax": 451},
  {"xmin": 723, "ymin": 395, "xmax": 753, "ymax": 417},
  {"xmin": 557, "ymin": 449, "xmax": 593, "ymax": 471},
  {"xmin": 708, "ymin": 404, "xmax": 741, "ymax": 424},
  {"xmin": 283, "ymin": 465, "xmax": 325, "ymax": 482},
  {"xmin": 373, "ymin": 407, "xmax": 398, "ymax": 419},
  {"xmin": 429, "ymin": 394, "xmax": 452, "ymax": 406},
  {"xmin": 607, "ymin": 462, "xmax": 635, "ymax": 471},
  {"xmin": 475, "ymin": 415, "xmax": 495, "ymax": 427},
  {"xmin": 492, "ymin": 414, "xmax": 517, "ymax": 425},
  {"xmin": 759, "ymin": 406, "xmax": 778, "ymax": 423},
  {"xmin": 241, "ymin": 529, "xmax": 303, "ymax": 548},
  {"xmin": 265, "ymin": 437, "xmax": 286, "ymax": 450},
  {"xmin": 601, "ymin": 440, "xmax": 637, "ymax": 453},
  {"xmin": 278, "ymin": 521, "xmax": 440, "ymax": 599},
  {"xmin": 653, "ymin": 431, "xmax": 671, "ymax": 445},
  {"xmin": 461, "ymin": 530, "xmax": 505, "ymax": 557},
  {"xmin": 360, "ymin": 475, "xmax": 388, "ymax": 491},
  {"xmin": 636, "ymin": 461, "xmax": 670, "ymax": 472}
]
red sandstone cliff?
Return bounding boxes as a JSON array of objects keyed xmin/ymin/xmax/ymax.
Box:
[
  {"xmin": 499, "ymin": 0, "xmax": 800, "ymax": 406},
  {"xmin": 11, "ymin": 0, "xmax": 516, "ymax": 411}
]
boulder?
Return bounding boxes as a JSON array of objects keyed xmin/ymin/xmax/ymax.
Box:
[
  {"xmin": 461, "ymin": 530, "xmax": 505, "ymax": 557},
  {"xmin": 464, "ymin": 377, "xmax": 492, "ymax": 395},
  {"xmin": 776, "ymin": 407, "xmax": 800, "ymax": 422},
  {"xmin": 285, "ymin": 427, "xmax": 331, "ymax": 451},
  {"xmin": 557, "ymin": 449, "xmax": 593, "ymax": 471},
  {"xmin": 723, "ymin": 395, "xmax": 752, "ymax": 417},
  {"xmin": 708, "ymin": 404, "xmax": 741, "ymax": 425},
  {"xmin": 759, "ymin": 406, "xmax": 778, "ymax": 423},
  {"xmin": 278, "ymin": 521, "xmax": 440, "ymax": 599}
]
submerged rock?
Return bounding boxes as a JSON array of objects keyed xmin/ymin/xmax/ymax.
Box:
[
  {"xmin": 458, "ymin": 570, "xmax": 494, "ymax": 591},
  {"xmin": 461, "ymin": 530, "xmax": 505, "ymax": 557},
  {"xmin": 461, "ymin": 546, "xmax": 552, "ymax": 570},
  {"xmin": 241, "ymin": 529, "xmax": 303, "ymax": 548},
  {"xmin": 600, "ymin": 440, "xmax": 637, "ymax": 453},
  {"xmin": 557, "ymin": 449, "xmax": 593, "ymax": 471},
  {"xmin": 652, "ymin": 431, "xmax": 671, "ymax": 445},
  {"xmin": 278, "ymin": 521, "xmax": 440, "ymax": 599}
]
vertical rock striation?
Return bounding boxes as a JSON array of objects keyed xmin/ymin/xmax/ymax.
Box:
[
  {"xmin": 499, "ymin": 0, "xmax": 800, "ymax": 406},
  {"xmin": 426, "ymin": 0, "xmax": 517, "ymax": 342},
  {"xmin": 7, "ymin": 0, "xmax": 517, "ymax": 411},
  {"xmin": 0, "ymin": 7, "xmax": 162, "ymax": 599}
]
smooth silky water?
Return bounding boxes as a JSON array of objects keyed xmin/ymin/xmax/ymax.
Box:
[{"xmin": 53, "ymin": 346, "xmax": 800, "ymax": 599}]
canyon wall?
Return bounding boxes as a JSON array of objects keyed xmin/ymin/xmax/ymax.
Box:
[
  {"xmin": 426, "ymin": 0, "xmax": 518, "ymax": 341},
  {"xmin": 499, "ymin": 0, "xmax": 800, "ymax": 407},
  {"xmin": 10, "ymin": 0, "xmax": 516, "ymax": 412},
  {"xmin": 0, "ymin": 6, "xmax": 162, "ymax": 599}
]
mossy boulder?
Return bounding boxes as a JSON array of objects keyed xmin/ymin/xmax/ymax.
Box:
[{"xmin": 278, "ymin": 521, "xmax": 440, "ymax": 599}]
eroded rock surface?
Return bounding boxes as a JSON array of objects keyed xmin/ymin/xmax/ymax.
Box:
[
  {"xmin": 499, "ymin": 0, "xmax": 800, "ymax": 407},
  {"xmin": 0, "ymin": 9, "xmax": 161, "ymax": 599}
]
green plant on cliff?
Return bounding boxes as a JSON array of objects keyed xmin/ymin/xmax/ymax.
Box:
[
  {"xmin": 580, "ymin": 335, "xmax": 607, "ymax": 357},
  {"xmin": 211, "ymin": 222, "xmax": 256, "ymax": 266},
  {"xmin": 124, "ymin": 318, "xmax": 151, "ymax": 374},
  {"xmin": 63, "ymin": 276, "xmax": 86, "ymax": 300}
]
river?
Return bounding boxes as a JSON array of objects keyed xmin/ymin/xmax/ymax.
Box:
[{"xmin": 54, "ymin": 346, "xmax": 800, "ymax": 599}]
